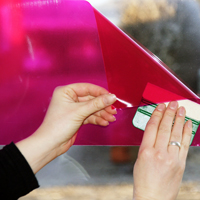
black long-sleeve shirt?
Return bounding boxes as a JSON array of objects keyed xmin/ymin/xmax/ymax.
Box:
[{"xmin": 0, "ymin": 142, "xmax": 39, "ymax": 200}]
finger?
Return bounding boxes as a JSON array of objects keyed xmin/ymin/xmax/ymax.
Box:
[
  {"xmin": 94, "ymin": 110, "xmax": 116, "ymax": 122},
  {"xmin": 179, "ymin": 120, "xmax": 192, "ymax": 161},
  {"xmin": 155, "ymin": 101, "xmax": 178, "ymax": 150},
  {"xmin": 81, "ymin": 93, "xmax": 117, "ymax": 117},
  {"xmin": 78, "ymin": 95, "xmax": 117, "ymax": 115},
  {"xmin": 83, "ymin": 115, "xmax": 109, "ymax": 126},
  {"xmin": 78, "ymin": 95, "xmax": 95, "ymax": 102},
  {"xmin": 65, "ymin": 83, "xmax": 109, "ymax": 97},
  {"xmin": 79, "ymin": 97, "xmax": 117, "ymax": 114},
  {"xmin": 168, "ymin": 106, "xmax": 186, "ymax": 155},
  {"xmin": 105, "ymin": 105, "xmax": 117, "ymax": 115},
  {"xmin": 140, "ymin": 104, "xmax": 166, "ymax": 151}
]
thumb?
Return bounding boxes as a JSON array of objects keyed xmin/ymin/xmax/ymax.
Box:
[{"xmin": 82, "ymin": 94, "xmax": 116, "ymax": 117}]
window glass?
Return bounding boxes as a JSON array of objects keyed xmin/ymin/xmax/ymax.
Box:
[{"xmin": 1, "ymin": 1, "xmax": 200, "ymax": 198}]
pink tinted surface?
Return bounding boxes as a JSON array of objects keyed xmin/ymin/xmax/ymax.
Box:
[
  {"xmin": 0, "ymin": 0, "xmax": 109, "ymax": 145},
  {"xmin": 1, "ymin": 0, "xmax": 200, "ymax": 146},
  {"xmin": 94, "ymin": 9, "xmax": 200, "ymax": 108},
  {"xmin": 142, "ymin": 83, "xmax": 186, "ymax": 104},
  {"xmin": 93, "ymin": 8, "xmax": 200, "ymax": 146}
]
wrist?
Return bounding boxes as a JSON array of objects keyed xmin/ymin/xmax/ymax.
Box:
[{"xmin": 16, "ymin": 128, "xmax": 58, "ymax": 174}]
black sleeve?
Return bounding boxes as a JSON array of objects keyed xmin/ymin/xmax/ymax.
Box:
[{"xmin": 0, "ymin": 142, "xmax": 39, "ymax": 200}]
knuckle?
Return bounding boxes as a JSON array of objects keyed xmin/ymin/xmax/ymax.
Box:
[
  {"xmin": 93, "ymin": 111, "xmax": 101, "ymax": 118},
  {"xmin": 181, "ymin": 142, "xmax": 190, "ymax": 151},
  {"xmin": 159, "ymin": 124, "xmax": 169, "ymax": 133},
  {"xmin": 138, "ymin": 148, "xmax": 153, "ymax": 160},
  {"xmin": 54, "ymin": 86, "xmax": 62, "ymax": 93},
  {"xmin": 176, "ymin": 117, "xmax": 184, "ymax": 124},
  {"xmin": 52, "ymin": 86, "xmax": 62, "ymax": 98},
  {"xmin": 146, "ymin": 118, "xmax": 157, "ymax": 127},
  {"xmin": 97, "ymin": 111, "xmax": 102, "ymax": 118},
  {"xmin": 93, "ymin": 117, "xmax": 98, "ymax": 125},
  {"xmin": 155, "ymin": 151, "xmax": 164, "ymax": 161},
  {"xmin": 65, "ymin": 88, "xmax": 77, "ymax": 100},
  {"xmin": 165, "ymin": 109, "xmax": 175, "ymax": 118},
  {"xmin": 152, "ymin": 111, "xmax": 162, "ymax": 119},
  {"xmin": 146, "ymin": 114, "xmax": 161, "ymax": 127},
  {"xmin": 171, "ymin": 133, "xmax": 181, "ymax": 141},
  {"xmin": 92, "ymin": 99, "xmax": 102, "ymax": 110}
]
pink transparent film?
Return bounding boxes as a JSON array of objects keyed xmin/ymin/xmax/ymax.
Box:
[{"xmin": 0, "ymin": 0, "xmax": 199, "ymax": 146}]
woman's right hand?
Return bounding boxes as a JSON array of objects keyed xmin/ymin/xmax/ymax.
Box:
[
  {"xmin": 16, "ymin": 83, "xmax": 117, "ymax": 174},
  {"xmin": 133, "ymin": 101, "xmax": 192, "ymax": 200}
]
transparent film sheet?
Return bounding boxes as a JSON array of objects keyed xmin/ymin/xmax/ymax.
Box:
[{"xmin": 0, "ymin": 0, "xmax": 199, "ymax": 145}]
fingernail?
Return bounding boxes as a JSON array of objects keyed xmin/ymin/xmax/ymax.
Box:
[
  {"xmin": 169, "ymin": 101, "xmax": 178, "ymax": 110},
  {"xmin": 111, "ymin": 105, "xmax": 117, "ymax": 114},
  {"xmin": 104, "ymin": 94, "xmax": 116, "ymax": 105},
  {"xmin": 157, "ymin": 104, "xmax": 165, "ymax": 111},
  {"xmin": 112, "ymin": 115, "xmax": 116, "ymax": 121},
  {"xmin": 178, "ymin": 106, "xmax": 185, "ymax": 116},
  {"xmin": 111, "ymin": 105, "xmax": 116, "ymax": 110},
  {"xmin": 187, "ymin": 120, "xmax": 193, "ymax": 128},
  {"xmin": 105, "ymin": 121, "xmax": 109, "ymax": 126}
]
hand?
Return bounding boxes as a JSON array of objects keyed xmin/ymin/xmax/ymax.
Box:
[
  {"xmin": 133, "ymin": 101, "xmax": 192, "ymax": 200},
  {"xmin": 38, "ymin": 83, "xmax": 117, "ymax": 154},
  {"xmin": 16, "ymin": 83, "xmax": 117, "ymax": 173}
]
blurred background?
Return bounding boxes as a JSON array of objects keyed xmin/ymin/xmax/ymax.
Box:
[{"xmin": 12, "ymin": 0, "xmax": 200, "ymax": 199}]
